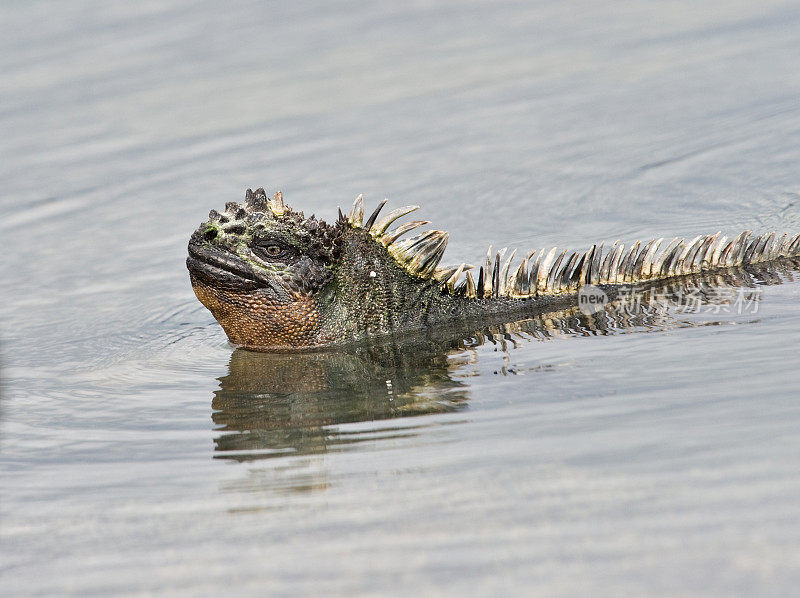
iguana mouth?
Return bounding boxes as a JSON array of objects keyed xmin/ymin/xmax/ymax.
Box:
[{"xmin": 186, "ymin": 243, "xmax": 267, "ymax": 291}]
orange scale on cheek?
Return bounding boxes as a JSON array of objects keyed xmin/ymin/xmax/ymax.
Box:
[{"xmin": 191, "ymin": 282, "xmax": 322, "ymax": 348}]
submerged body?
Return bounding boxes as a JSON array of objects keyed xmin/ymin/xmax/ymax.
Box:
[{"xmin": 186, "ymin": 188, "xmax": 800, "ymax": 351}]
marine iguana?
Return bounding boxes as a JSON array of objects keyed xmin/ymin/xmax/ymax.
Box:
[{"xmin": 186, "ymin": 188, "xmax": 800, "ymax": 351}]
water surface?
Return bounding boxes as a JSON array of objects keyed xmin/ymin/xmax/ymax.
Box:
[{"xmin": 3, "ymin": 1, "xmax": 800, "ymax": 595}]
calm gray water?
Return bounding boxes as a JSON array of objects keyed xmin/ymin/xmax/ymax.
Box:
[{"xmin": 3, "ymin": 1, "xmax": 800, "ymax": 596}]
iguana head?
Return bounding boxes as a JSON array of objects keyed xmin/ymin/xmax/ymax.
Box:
[{"xmin": 187, "ymin": 188, "xmax": 345, "ymax": 349}]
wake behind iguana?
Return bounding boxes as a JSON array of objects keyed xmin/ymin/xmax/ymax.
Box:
[{"xmin": 186, "ymin": 188, "xmax": 800, "ymax": 351}]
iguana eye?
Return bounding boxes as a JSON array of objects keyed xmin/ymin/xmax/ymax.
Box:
[
  {"xmin": 254, "ymin": 239, "xmax": 293, "ymax": 261},
  {"xmin": 264, "ymin": 244, "xmax": 283, "ymax": 257}
]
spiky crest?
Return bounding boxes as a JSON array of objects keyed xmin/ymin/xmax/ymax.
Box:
[
  {"xmin": 344, "ymin": 195, "xmax": 800, "ymax": 299},
  {"xmin": 346, "ymin": 194, "xmax": 454, "ymax": 280},
  {"xmin": 227, "ymin": 190, "xmax": 800, "ymax": 298}
]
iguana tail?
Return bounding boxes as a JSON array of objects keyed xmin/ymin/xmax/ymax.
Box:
[{"xmin": 482, "ymin": 230, "xmax": 800, "ymax": 300}]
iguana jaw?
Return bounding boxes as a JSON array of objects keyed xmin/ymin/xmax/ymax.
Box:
[
  {"xmin": 187, "ymin": 241, "xmax": 274, "ymax": 292},
  {"xmin": 187, "ymin": 252, "xmax": 329, "ymax": 350},
  {"xmin": 189, "ymin": 274, "xmax": 327, "ymax": 350}
]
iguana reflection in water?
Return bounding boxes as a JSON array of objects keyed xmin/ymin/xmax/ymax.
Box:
[
  {"xmin": 212, "ymin": 337, "xmax": 469, "ymax": 462},
  {"xmin": 210, "ymin": 257, "xmax": 798, "ymax": 462}
]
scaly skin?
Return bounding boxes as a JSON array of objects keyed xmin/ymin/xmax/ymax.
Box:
[{"xmin": 187, "ymin": 188, "xmax": 800, "ymax": 351}]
